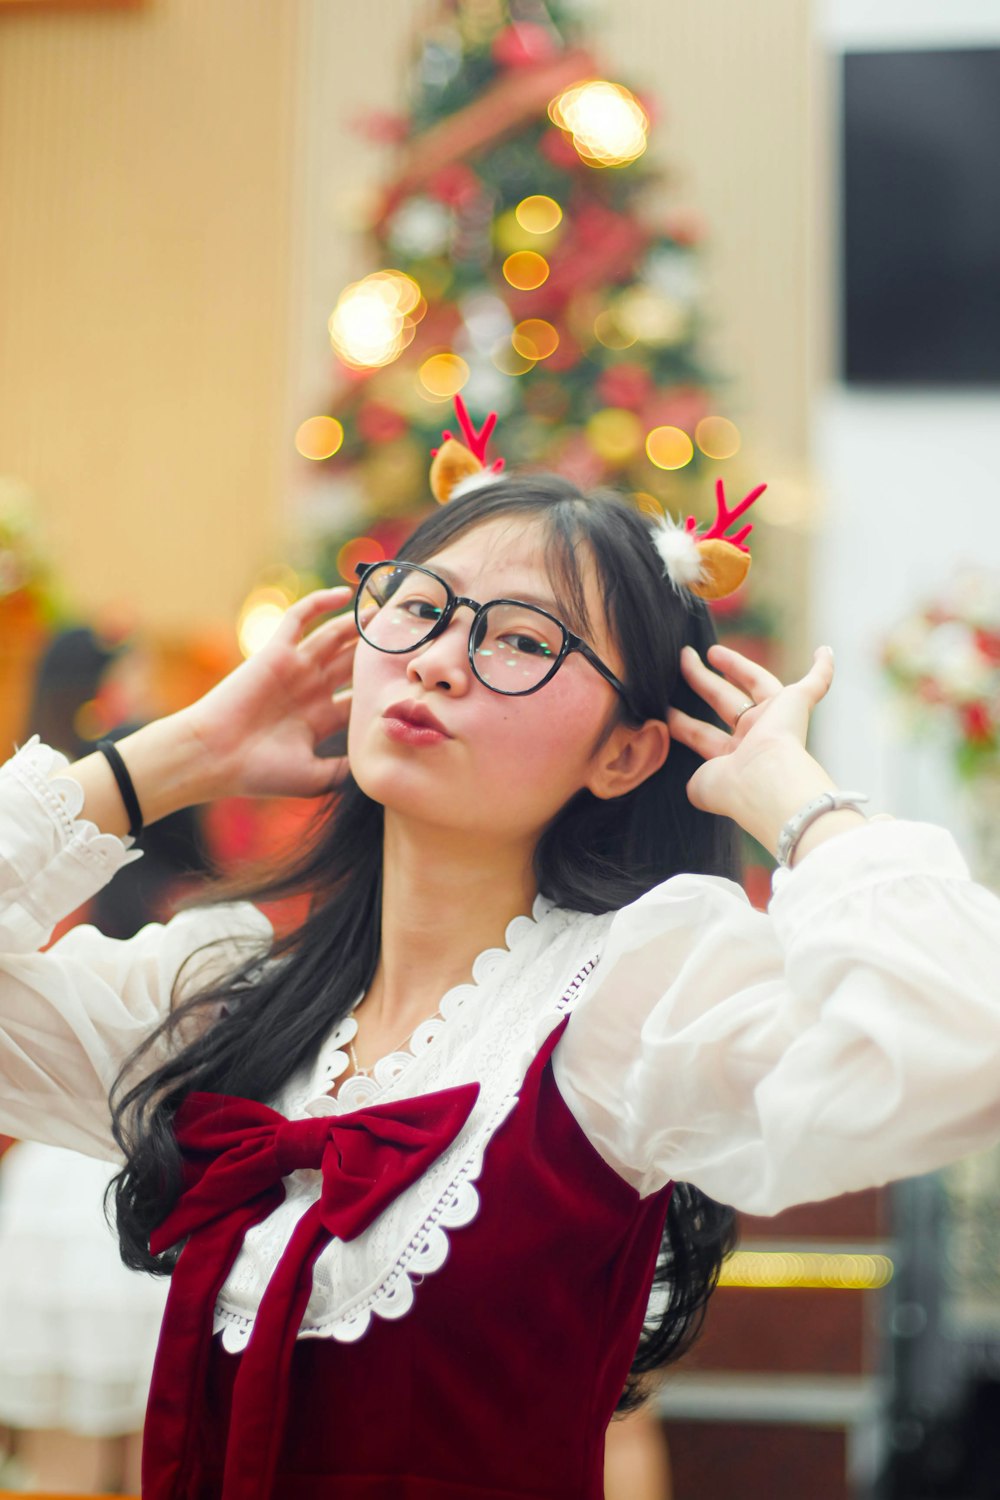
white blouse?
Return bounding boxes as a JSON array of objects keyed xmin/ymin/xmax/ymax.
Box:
[{"xmin": 1, "ymin": 735, "xmax": 999, "ymax": 1351}]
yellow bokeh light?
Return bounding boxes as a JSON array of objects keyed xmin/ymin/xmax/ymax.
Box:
[
  {"xmin": 593, "ymin": 310, "xmax": 637, "ymax": 350},
  {"xmin": 492, "ymin": 339, "xmax": 537, "ymax": 376},
  {"xmin": 502, "ymin": 251, "xmax": 550, "ymax": 291},
  {"xmin": 719, "ymin": 1251, "xmax": 894, "ymax": 1291},
  {"xmin": 695, "ymin": 416, "xmax": 741, "ymax": 460},
  {"xmin": 586, "ymin": 408, "xmax": 642, "ymax": 465},
  {"xmin": 615, "ymin": 286, "xmax": 688, "ymax": 346},
  {"xmin": 515, "ymin": 195, "xmax": 563, "ymax": 235},
  {"xmin": 646, "ymin": 425, "xmax": 695, "ymax": 471},
  {"xmin": 511, "ymin": 319, "xmax": 559, "ymax": 360},
  {"xmin": 548, "ymin": 79, "xmax": 649, "ymax": 168},
  {"xmin": 295, "ymin": 415, "xmax": 345, "ymax": 461},
  {"xmin": 336, "ymin": 536, "xmax": 384, "ymax": 583},
  {"xmin": 418, "ymin": 352, "xmax": 470, "ymax": 400},
  {"xmin": 237, "ymin": 588, "xmax": 291, "ymax": 659},
  {"xmin": 73, "ymin": 699, "xmax": 106, "ymax": 744},
  {"xmin": 328, "ymin": 269, "xmax": 425, "ymax": 370}
]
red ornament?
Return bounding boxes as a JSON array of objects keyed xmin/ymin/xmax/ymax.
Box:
[
  {"xmin": 348, "ymin": 110, "xmax": 411, "ymax": 145},
  {"xmin": 663, "ymin": 208, "xmax": 707, "ymax": 247},
  {"xmin": 960, "ymin": 701, "xmax": 995, "ymax": 743},
  {"xmin": 974, "ymin": 627, "xmax": 1000, "ymax": 664},
  {"xmin": 539, "ymin": 127, "xmax": 581, "ymax": 171},
  {"xmin": 556, "ymin": 431, "xmax": 606, "ymax": 489},
  {"xmin": 596, "ymin": 363, "xmax": 654, "ymax": 410},
  {"xmin": 641, "ymin": 384, "xmax": 710, "ymax": 434},
  {"xmin": 426, "ymin": 163, "xmax": 481, "ymax": 208},
  {"xmin": 543, "ymin": 330, "xmax": 583, "ymax": 373},
  {"xmin": 491, "ymin": 23, "xmax": 560, "ymax": 68},
  {"xmin": 357, "ymin": 403, "xmax": 409, "ymax": 443}
]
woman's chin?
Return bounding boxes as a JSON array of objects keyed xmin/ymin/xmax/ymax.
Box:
[{"xmin": 351, "ymin": 753, "xmax": 463, "ymax": 823}]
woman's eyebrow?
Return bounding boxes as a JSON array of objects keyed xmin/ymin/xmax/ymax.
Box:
[{"xmin": 429, "ymin": 563, "xmax": 562, "ymax": 614}]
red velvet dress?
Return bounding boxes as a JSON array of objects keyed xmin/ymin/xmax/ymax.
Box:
[{"xmin": 142, "ymin": 1020, "xmax": 673, "ymax": 1499}]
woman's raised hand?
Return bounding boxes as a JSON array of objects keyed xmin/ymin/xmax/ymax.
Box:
[
  {"xmin": 183, "ymin": 586, "xmax": 359, "ymax": 799},
  {"xmin": 667, "ymin": 642, "xmax": 838, "ymax": 839}
]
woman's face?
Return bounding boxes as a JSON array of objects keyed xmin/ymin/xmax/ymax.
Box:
[{"xmin": 348, "ymin": 516, "xmax": 633, "ymax": 843}]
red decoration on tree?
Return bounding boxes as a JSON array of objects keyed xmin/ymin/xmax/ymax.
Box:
[
  {"xmin": 597, "ymin": 363, "xmax": 654, "ymax": 409},
  {"xmin": 961, "ymin": 702, "xmax": 995, "ymax": 743},
  {"xmin": 349, "ymin": 109, "xmax": 412, "ymax": 145},
  {"xmin": 357, "ymin": 404, "xmax": 409, "ymax": 443},
  {"xmin": 426, "ymin": 162, "xmax": 482, "ymax": 208},
  {"xmin": 491, "ymin": 22, "xmax": 561, "ymax": 68}
]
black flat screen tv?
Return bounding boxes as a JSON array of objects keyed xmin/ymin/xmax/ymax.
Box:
[{"xmin": 842, "ymin": 47, "xmax": 1000, "ymax": 385}]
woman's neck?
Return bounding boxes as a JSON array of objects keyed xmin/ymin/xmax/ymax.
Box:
[{"xmin": 367, "ymin": 812, "xmax": 538, "ymax": 1034}]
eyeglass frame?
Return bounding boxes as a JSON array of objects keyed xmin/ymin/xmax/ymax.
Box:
[{"xmin": 354, "ymin": 559, "xmax": 642, "ymax": 720}]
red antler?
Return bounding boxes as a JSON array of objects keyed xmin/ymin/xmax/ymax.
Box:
[
  {"xmin": 686, "ymin": 478, "xmax": 766, "ymax": 554},
  {"xmin": 430, "ymin": 393, "xmax": 506, "ymax": 473}
]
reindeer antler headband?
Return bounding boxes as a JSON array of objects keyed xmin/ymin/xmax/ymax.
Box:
[{"xmin": 428, "ymin": 395, "xmax": 765, "ymax": 602}]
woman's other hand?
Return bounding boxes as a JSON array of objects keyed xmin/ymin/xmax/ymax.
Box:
[
  {"xmin": 183, "ymin": 586, "xmax": 358, "ymax": 799},
  {"xmin": 667, "ymin": 642, "xmax": 860, "ymax": 860}
]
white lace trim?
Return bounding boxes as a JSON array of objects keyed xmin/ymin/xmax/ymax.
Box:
[
  {"xmin": 302, "ymin": 902, "xmax": 546, "ymax": 1113},
  {"xmin": 211, "ymin": 904, "xmax": 610, "ymax": 1352},
  {"xmin": 0, "ymin": 737, "xmax": 143, "ymax": 951},
  {"xmin": 8, "ymin": 735, "xmax": 141, "ymax": 869}
]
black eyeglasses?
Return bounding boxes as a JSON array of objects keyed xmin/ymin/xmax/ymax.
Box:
[{"xmin": 354, "ymin": 560, "xmax": 640, "ymax": 717}]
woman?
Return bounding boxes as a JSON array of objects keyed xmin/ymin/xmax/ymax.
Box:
[{"xmin": 1, "ymin": 458, "xmax": 998, "ymax": 1499}]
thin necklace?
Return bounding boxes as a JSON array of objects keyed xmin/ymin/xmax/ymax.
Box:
[{"xmin": 347, "ymin": 1010, "xmax": 441, "ymax": 1079}]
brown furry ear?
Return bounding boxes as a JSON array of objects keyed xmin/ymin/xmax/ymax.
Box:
[
  {"xmin": 429, "ymin": 438, "xmax": 485, "ymax": 505},
  {"xmin": 688, "ymin": 539, "xmax": 752, "ymax": 600}
]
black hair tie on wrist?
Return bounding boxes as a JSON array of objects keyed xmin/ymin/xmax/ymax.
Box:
[{"xmin": 96, "ymin": 739, "xmax": 144, "ymax": 839}]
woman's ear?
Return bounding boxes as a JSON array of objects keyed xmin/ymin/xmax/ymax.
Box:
[{"xmin": 586, "ymin": 719, "xmax": 670, "ymax": 801}]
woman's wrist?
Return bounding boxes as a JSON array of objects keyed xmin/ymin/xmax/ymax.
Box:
[
  {"xmin": 62, "ymin": 710, "xmax": 222, "ymax": 839},
  {"xmin": 724, "ymin": 741, "xmax": 855, "ymax": 860}
]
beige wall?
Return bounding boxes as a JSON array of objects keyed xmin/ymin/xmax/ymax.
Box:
[
  {"xmin": 0, "ymin": 0, "xmax": 817, "ymax": 641},
  {"xmin": 0, "ymin": 0, "xmax": 298, "ymax": 633}
]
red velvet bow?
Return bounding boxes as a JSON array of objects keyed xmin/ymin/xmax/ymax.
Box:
[{"xmin": 142, "ymin": 1083, "xmax": 480, "ymax": 1500}]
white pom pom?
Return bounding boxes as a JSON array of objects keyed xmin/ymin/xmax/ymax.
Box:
[
  {"xmin": 450, "ymin": 469, "xmax": 506, "ymax": 502},
  {"xmin": 649, "ymin": 515, "xmax": 705, "ymax": 592}
]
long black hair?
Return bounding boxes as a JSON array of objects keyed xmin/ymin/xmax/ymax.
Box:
[{"xmin": 110, "ymin": 474, "xmax": 739, "ymax": 1410}]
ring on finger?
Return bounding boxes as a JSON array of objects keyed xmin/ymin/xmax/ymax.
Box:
[{"xmin": 732, "ymin": 698, "xmax": 756, "ymax": 728}]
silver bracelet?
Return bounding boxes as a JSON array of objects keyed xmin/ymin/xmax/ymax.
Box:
[{"xmin": 776, "ymin": 789, "xmax": 870, "ymax": 869}]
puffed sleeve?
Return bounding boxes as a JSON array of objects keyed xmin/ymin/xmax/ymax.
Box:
[
  {"xmin": 0, "ymin": 737, "xmax": 273, "ymax": 1159},
  {"xmin": 551, "ymin": 818, "xmax": 1000, "ymax": 1214}
]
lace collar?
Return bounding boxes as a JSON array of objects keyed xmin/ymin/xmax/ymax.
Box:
[
  {"xmin": 212, "ymin": 894, "xmax": 613, "ymax": 1351},
  {"xmin": 293, "ymin": 892, "xmax": 555, "ymax": 1115}
]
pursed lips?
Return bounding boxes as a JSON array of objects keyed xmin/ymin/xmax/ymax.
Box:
[{"xmin": 383, "ymin": 700, "xmax": 452, "ymax": 737}]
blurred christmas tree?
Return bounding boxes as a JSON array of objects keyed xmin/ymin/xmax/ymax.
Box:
[{"xmin": 291, "ymin": 0, "xmax": 773, "ymax": 615}]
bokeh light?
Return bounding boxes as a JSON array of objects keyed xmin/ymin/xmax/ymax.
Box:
[
  {"xmin": 502, "ymin": 251, "xmax": 550, "ymax": 290},
  {"xmin": 73, "ymin": 699, "xmax": 108, "ymax": 744},
  {"xmin": 336, "ymin": 535, "xmax": 385, "ymax": 584},
  {"xmin": 237, "ymin": 587, "xmax": 291, "ymax": 659},
  {"xmin": 491, "ymin": 339, "xmax": 536, "ymax": 376},
  {"xmin": 593, "ymin": 310, "xmax": 637, "ymax": 350},
  {"xmin": 515, "ymin": 195, "xmax": 563, "ymax": 234},
  {"xmin": 646, "ymin": 425, "xmax": 695, "ymax": 470},
  {"xmin": 695, "ymin": 415, "xmax": 741, "ymax": 460},
  {"xmin": 615, "ymin": 286, "xmax": 688, "ymax": 346},
  {"xmin": 719, "ymin": 1251, "xmax": 894, "ymax": 1291},
  {"xmin": 548, "ymin": 80, "xmax": 649, "ymax": 167},
  {"xmin": 328, "ymin": 270, "xmax": 424, "ymax": 370},
  {"xmin": 295, "ymin": 415, "xmax": 345, "ymax": 461},
  {"xmin": 586, "ymin": 408, "xmax": 643, "ymax": 464},
  {"xmin": 511, "ymin": 319, "xmax": 560, "ymax": 360},
  {"xmin": 418, "ymin": 352, "xmax": 470, "ymax": 400}
]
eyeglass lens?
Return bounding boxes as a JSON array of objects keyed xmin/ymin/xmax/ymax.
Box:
[{"xmin": 357, "ymin": 562, "xmax": 565, "ymax": 694}]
